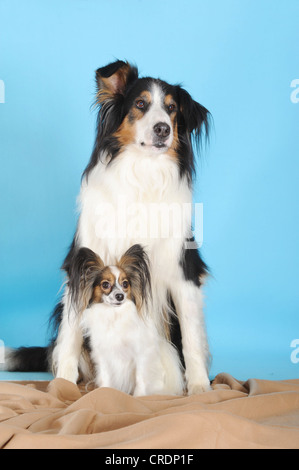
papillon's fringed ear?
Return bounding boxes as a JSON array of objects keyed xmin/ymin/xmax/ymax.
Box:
[
  {"xmin": 178, "ymin": 88, "xmax": 211, "ymax": 145},
  {"xmin": 95, "ymin": 60, "xmax": 138, "ymax": 104},
  {"xmin": 68, "ymin": 247, "xmax": 105, "ymax": 315},
  {"xmin": 118, "ymin": 244, "xmax": 151, "ymax": 313}
]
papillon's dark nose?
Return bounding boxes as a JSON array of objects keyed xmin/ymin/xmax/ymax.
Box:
[
  {"xmin": 153, "ymin": 122, "xmax": 170, "ymax": 139},
  {"xmin": 115, "ymin": 293, "xmax": 124, "ymax": 302}
]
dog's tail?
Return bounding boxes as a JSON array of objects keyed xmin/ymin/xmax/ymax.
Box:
[
  {"xmin": 0, "ymin": 302, "xmax": 63, "ymax": 374},
  {"xmin": 0, "ymin": 345, "xmax": 53, "ymax": 373}
]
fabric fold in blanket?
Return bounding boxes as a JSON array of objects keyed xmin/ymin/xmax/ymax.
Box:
[{"xmin": 0, "ymin": 372, "xmax": 299, "ymax": 449}]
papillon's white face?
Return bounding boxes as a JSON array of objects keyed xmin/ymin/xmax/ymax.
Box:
[
  {"xmin": 93, "ymin": 266, "xmax": 131, "ymax": 307},
  {"xmin": 71, "ymin": 245, "xmax": 150, "ymax": 315}
]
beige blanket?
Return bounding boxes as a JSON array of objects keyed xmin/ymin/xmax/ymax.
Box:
[{"xmin": 0, "ymin": 373, "xmax": 299, "ymax": 449}]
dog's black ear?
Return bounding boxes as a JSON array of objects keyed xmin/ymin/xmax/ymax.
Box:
[
  {"xmin": 95, "ymin": 60, "xmax": 138, "ymax": 102},
  {"xmin": 178, "ymin": 87, "xmax": 210, "ymax": 142},
  {"xmin": 68, "ymin": 247, "xmax": 105, "ymax": 313}
]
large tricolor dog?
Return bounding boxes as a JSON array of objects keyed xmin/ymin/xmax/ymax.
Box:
[{"xmin": 4, "ymin": 60, "xmax": 211, "ymax": 394}]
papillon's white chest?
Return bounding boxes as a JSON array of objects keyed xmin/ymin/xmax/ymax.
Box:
[{"xmin": 81, "ymin": 301, "xmax": 185, "ymax": 396}]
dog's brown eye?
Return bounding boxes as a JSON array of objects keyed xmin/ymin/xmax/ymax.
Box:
[
  {"xmin": 168, "ymin": 103, "xmax": 176, "ymax": 112},
  {"xmin": 101, "ymin": 281, "xmax": 110, "ymax": 290},
  {"xmin": 136, "ymin": 99, "xmax": 145, "ymax": 109},
  {"xmin": 122, "ymin": 280, "xmax": 129, "ymax": 289}
]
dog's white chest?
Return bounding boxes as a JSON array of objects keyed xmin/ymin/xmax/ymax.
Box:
[{"xmin": 77, "ymin": 151, "xmax": 192, "ymax": 264}]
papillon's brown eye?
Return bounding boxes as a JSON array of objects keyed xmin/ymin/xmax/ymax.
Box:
[
  {"xmin": 136, "ymin": 99, "xmax": 145, "ymax": 109},
  {"xmin": 101, "ymin": 281, "xmax": 111, "ymax": 290},
  {"xmin": 122, "ymin": 280, "xmax": 129, "ymax": 289},
  {"xmin": 168, "ymin": 103, "xmax": 176, "ymax": 112}
]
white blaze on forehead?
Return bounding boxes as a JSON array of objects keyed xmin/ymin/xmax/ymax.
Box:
[
  {"xmin": 150, "ymin": 82, "xmax": 165, "ymax": 112},
  {"xmin": 135, "ymin": 82, "xmax": 173, "ymax": 148},
  {"xmin": 109, "ymin": 265, "xmax": 122, "ymax": 289}
]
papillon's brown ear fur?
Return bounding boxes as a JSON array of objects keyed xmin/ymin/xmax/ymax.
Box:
[
  {"xmin": 68, "ymin": 247, "xmax": 105, "ymax": 314},
  {"xmin": 118, "ymin": 244, "xmax": 151, "ymax": 313},
  {"xmin": 95, "ymin": 60, "xmax": 138, "ymax": 103}
]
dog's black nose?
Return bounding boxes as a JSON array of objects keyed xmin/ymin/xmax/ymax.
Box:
[
  {"xmin": 115, "ymin": 293, "xmax": 124, "ymax": 302},
  {"xmin": 153, "ymin": 122, "xmax": 170, "ymax": 139}
]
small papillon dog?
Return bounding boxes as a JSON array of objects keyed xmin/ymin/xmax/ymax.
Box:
[
  {"xmin": 5, "ymin": 60, "xmax": 211, "ymax": 394},
  {"xmin": 73, "ymin": 244, "xmax": 184, "ymax": 396}
]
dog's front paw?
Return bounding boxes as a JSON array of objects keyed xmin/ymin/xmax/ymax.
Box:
[
  {"xmin": 187, "ymin": 378, "xmax": 211, "ymax": 394},
  {"xmin": 56, "ymin": 358, "xmax": 79, "ymax": 384}
]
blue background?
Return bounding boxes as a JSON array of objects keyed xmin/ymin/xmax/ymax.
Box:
[{"xmin": 0, "ymin": 0, "xmax": 298, "ymax": 381}]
